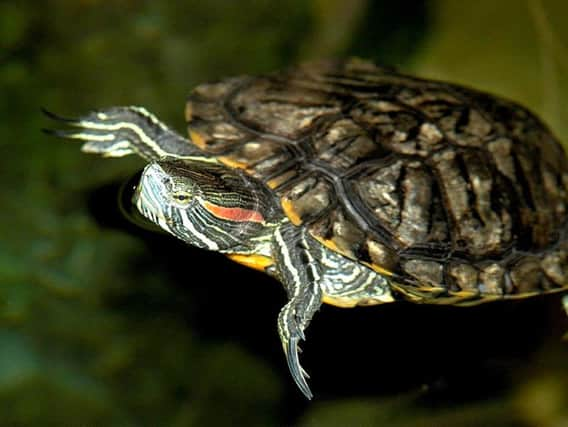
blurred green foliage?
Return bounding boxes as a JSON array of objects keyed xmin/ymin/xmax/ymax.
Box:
[{"xmin": 2, "ymin": 0, "xmax": 568, "ymax": 425}]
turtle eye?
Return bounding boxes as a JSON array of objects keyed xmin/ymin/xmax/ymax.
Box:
[{"xmin": 172, "ymin": 191, "xmax": 192, "ymax": 204}]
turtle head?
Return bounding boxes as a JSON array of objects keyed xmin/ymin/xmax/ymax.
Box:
[{"xmin": 134, "ymin": 158, "xmax": 276, "ymax": 251}]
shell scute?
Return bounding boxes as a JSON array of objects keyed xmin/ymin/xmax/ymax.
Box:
[
  {"xmin": 509, "ymin": 257, "xmax": 546, "ymax": 294},
  {"xmin": 313, "ymin": 118, "xmax": 385, "ymax": 170},
  {"xmin": 478, "ymin": 263, "xmax": 506, "ymax": 296},
  {"xmin": 279, "ymin": 175, "xmax": 335, "ymax": 224},
  {"xmin": 541, "ymin": 249, "xmax": 568, "ymax": 286},
  {"xmin": 229, "ymin": 78, "xmax": 342, "ymax": 139},
  {"xmin": 402, "ymin": 259, "xmax": 444, "ymax": 289},
  {"xmin": 363, "ymin": 238, "xmax": 399, "ymax": 275},
  {"xmin": 219, "ymin": 139, "xmax": 294, "ymax": 176},
  {"xmin": 448, "ymin": 263, "xmax": 479, "ymax": 293},
  {"xmin": 308, "ymin": 206, "xmax": 365, "ymax": 260}
]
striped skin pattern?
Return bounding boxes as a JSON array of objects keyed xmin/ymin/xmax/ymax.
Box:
[
  {"xmin": 135, "ymin": 159, "xmax": 278, "ymax": 255},
  {"xmin": 44, "ymin": 107, "xmax": 202, "ymax": 160},
  {"xmin": 46, "ymin": 59, "xmax": 568, "ymax": 399},
  {"xmin": 273, "ymin": 223, "xmax": 322, "ymax": 399},
  {"xmin": 133, "ymin": 158, "xmax": 393, "ymax": 399}
]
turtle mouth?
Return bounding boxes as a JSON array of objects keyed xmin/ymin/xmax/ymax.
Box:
[{"xmin": 134, "ymin": 163, "xmax": 171, "ymax": 230}]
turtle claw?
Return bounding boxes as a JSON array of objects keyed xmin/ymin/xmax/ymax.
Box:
[
  {"xmin": 43, "ymin": 108, "xmax": 139, "ymax": 157},
  {"xmin": 41, "ymin": 127, "xmax": 113, "ymax": 141},
  {"xmin": 41, "ymin": 108, "xmax": 80, "ymax": 124},
  {"xmin": 278, "ymin": 304, "xmax": 313, "ymax": 399},
  {"xmin": 284, "ymin": 334, "xmax": 313, "ymax": 400}
]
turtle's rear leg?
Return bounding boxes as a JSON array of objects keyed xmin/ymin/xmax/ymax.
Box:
[{"xmin": 43, "ymin": 106, "xmax": 200, "ymax": 161}]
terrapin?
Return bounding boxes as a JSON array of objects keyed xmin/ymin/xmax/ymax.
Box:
[{"xmin": 47, "ymin": 59, "xmax": 568, "ymax": 399}]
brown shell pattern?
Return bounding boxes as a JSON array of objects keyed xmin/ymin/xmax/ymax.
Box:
[{"xmin": 185, "ymin": 59, "xmax": 568, "ymax": 303}]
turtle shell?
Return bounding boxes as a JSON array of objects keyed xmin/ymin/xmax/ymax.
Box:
[{"xmin": 185, "ymin": 59, "xmax": 568, "ymax": 304}]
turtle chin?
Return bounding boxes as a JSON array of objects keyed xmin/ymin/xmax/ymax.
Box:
[{"xmin": 134, "ymin": 162, "xmax": 172, "ymax": 231}]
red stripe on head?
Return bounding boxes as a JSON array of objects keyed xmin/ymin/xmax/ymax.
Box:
[{"xmin": 203, "ymin": 200, "xmax": 265, "ymax": 223}]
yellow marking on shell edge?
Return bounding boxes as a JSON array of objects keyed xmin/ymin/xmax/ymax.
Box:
[
  {"xmin": 315, "ymin": 236, "xmax": 341, "ymax": 253},
  {"xmin": 321, "ymin": 294, "xmax": 359, "ymax": 308},
  {"xmin": 227, "ymin": 253, "xmax": 273, "ymax": 272},
  {"xmin": 218, "ymin": 156, "xmax": 250, "ymax": 170},
  {"xmin": 184, "ymin": 103, "xmax": 193, "ymax": 121},
  {"xmin": 280, "ymin": 198, "xmax": 302, "ymax": 225},
  {"xmin": 267, "ymin": 170, "xmax": 297, "ymax": 189},
  {"xmin": 362, "ymin": 261, "xmax": 393, "ymax": 277},
  {"xmin": 267, "ymin": 178, "xmax": 281, "ymax": 189},
  {"xmin": 321, "ymin": 294, "xmax": 386, "ymax": 308},
  {"xmin": 189, "ymin": 129, "xmax": 208, "ymax": 150},
  {"xmin": 449, "ymin": 290, "xmax": 480, "ymax": 298},
  {"xmin": 389, "ymin": 283, "xmax": 423, "ymax": 302}
]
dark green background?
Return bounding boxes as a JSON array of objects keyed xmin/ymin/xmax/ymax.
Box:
[{"xmin": 2, "ymin": 0, "xmax": 568, "ymax": 425}]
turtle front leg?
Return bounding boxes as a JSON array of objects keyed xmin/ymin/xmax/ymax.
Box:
[
  {"xmin": 273, "ymin": 222, "xmax": 323, "ymax": 399},
  {"xmin": 43, "ymin": 106, "xmax": 202, "ymax": 161}
]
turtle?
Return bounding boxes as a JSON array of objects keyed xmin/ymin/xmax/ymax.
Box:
[{"xmin": 46, "ymin": 58, "xmax": 568, "ymax": 399}]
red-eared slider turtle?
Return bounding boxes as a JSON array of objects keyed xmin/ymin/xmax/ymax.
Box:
[{"xmin": 47, "ymin": 59, "xmax": 568, "ymax": 399}]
